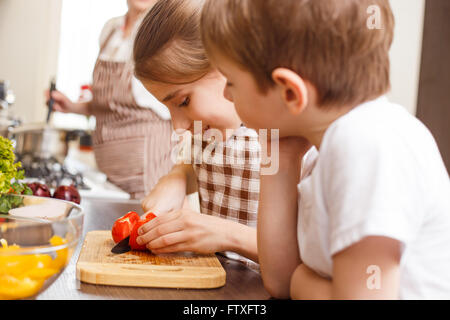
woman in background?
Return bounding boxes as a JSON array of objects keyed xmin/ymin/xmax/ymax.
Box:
[{"xmin": 46, "ymin": 0, "xmax": 174, "ymax": 199}]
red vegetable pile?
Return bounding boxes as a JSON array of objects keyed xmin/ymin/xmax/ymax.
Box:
[
  {"xmin": 26, "ymin": 182, "xmax": 52, "ymax": 198},
  {"xmin": 52, "ymin": 185, "xmax": 81, "ymax": 205},
  {"xmin": 26, "ymin": 183, "xmax": 81, "ymax": 204}
]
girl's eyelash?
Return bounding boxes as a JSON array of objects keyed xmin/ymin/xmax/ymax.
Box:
[
  {"xmin": 226, "ymin": 82, "xmax": 233, "ymax": 87},
  {"xmin": 178, "ymin": 97, "xmax": 190, "ymax": 107}
]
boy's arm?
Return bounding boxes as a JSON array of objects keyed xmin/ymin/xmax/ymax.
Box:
[
  {"xmin": 290, "ymin": 236, "xmax": 401, "ymax": 299},
  {"xmin": 258, "ymin": 138, "xmax": 309, "ymax": 299},
  {"xmin": 332, "ymin": 236, "xmax": 401, "ymax": 299}
]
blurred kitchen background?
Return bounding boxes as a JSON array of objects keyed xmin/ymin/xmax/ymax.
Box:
[
  {"xmin": 0, "ymin": 0, "xmax": 134, "ymax": 201},
  {"xmin": 0, "ymin": 0, "xmax": 448, "ymax": 200}
]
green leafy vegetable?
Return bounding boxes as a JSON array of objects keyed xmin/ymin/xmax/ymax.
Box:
[
  {"xmin": 0, "ymin": 136, "xmax": 31, "ymax": 213},
  {"xmin": 0, "ymin": 194, "xmax": 26, "ymax": 213}
]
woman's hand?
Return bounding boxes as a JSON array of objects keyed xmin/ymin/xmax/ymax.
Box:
[
  {"xmin": 141, "ymin": 171, "xmax": 188, "ymax": 216},
  {"xmin": 44, "ymin": 90, "xmax": 90, "ymax": 115},
  {"xmin": 136, "ymin": 208, "xmax": 232, "ymax": 255}
]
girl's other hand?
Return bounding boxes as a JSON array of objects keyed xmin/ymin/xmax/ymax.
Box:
[{"xmin": 141, "ymin": 173, "xmax": 187, "ymax": 216}]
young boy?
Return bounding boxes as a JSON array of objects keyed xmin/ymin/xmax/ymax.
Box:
[
  {"xmin": 201, "ymin": 0, "xmax": 450, "ymax": 299},
  {"xmin": 132, "ymin": 0, "xmax": 262, "ymax": 269}
]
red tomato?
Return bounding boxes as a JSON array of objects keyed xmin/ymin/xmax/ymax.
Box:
[
  {"xmin": 129, "ymin": 213, "xmax": 157, "ymax": 251},
  {"xmin": 111, "ymin": 211, "xmax": 140, "ymax": 243},
  {"xmin": 145, "ymin": 212, "xmax": 157, "ymax": 220}
]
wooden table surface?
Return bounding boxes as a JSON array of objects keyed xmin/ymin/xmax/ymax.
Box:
[{"xmin": 37, "ymin": 198, "xmax": 270, "ymax": 300}]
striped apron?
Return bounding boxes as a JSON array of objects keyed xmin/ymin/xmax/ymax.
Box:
[{"xmin": 89, "ymin": 29, "xmax": 174, "ymax": 199}]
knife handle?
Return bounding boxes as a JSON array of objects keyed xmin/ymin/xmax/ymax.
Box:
[{"xmin": 47, "ymin": 78, "xmax": 56, "ymax": 123}]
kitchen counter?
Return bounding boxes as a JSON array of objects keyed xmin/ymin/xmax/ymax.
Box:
[{"xmin": 37, "ymin": 198, "xmax": 270, "ymax": 300}]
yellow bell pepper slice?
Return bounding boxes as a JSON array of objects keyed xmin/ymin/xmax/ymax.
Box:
[
  {"xmin": 23, "ymin": 267, "xmax": 59, "ymax": 280},
  {"xmin": 49, "ymin": 235, "xmax": 69, "ymax": 269},
  {"xmin": 0, "ymin": 235, "xmax": 69, "ymax": 299},
  {"xmin": 0, "ymin": 275, "xmax": 44, "ymax": 300}
]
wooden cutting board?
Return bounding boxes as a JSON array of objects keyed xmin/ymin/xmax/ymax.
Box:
[{"xmin": 76, "ymin": 231, "xmax": 226, "ymax": 289}]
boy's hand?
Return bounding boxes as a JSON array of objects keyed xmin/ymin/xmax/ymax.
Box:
[
  {"xmin": 261, "ymin": 136, "xmax": 311, "ymax": 172},
  {"xmin": 141, "ymin": 173, "xmax": 187, "ymax": 216},
  {"xmin": 278, "ymin": 136, "xmax": 312, "ymax": 160},
  {"xmin": 290, "ymin": 264, "xmax": 332, "ymax": 300},
  {"xmin": 136, "ymin": 208, "xmax": 230, "ymax": 254}
]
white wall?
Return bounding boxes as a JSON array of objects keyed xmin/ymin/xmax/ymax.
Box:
[
  {"xmin": 56, "ymin": 0, "xmax": 127, "ymax": 101},
  {"xmin": 0, "ymin": 0, "xmax": 62, "ymax": 123},
  {"xmin": 388, "ymin": 0, "xmax": 426, "ymax": 115},
  {"xmin": 52, "ymin": 0, "xmax": 127, "ymax": 130}
]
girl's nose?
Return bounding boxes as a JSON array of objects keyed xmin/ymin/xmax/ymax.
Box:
[{"xmin": 171, "ymin": 113, "xmax": 192, "ymax": 131}]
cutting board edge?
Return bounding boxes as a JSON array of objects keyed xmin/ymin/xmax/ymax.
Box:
[
  {"xmin": 76, "ymin": 261, "xmax": 226, "ymax": 289},
  {"xmin": 76, "ymin": 230, "xmax": 227, "ymax": 289}
]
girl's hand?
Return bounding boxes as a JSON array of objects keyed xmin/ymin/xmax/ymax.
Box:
[
  {"xmin": 44, "ymin": 90, "xmax": 89, "ymax": 115},
  {"xmin": 136, "ymin": 208, "xmax": 230, "ymax": 254},
  {"xmin": 141, "ymin": 172, "xmax": 187, "ymax": 216}
]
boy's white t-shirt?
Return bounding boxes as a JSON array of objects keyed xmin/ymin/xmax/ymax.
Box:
[{"xmin": 297, "ymin": 96, "xmax": 450, "ymax": 299}]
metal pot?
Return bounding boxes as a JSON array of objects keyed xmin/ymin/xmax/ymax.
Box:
[
  {"xmin": 0, "ymin": 117, "xmax": 20, "ymax": 138},
  {"xmin": 8, "ymin": 123, "xmax": 81, "ymax": 163},
  {"xmin": 0, "ymin": 80, "xmax": 21, "ymax": 137}
]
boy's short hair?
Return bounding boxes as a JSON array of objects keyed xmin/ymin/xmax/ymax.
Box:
[
  {"xmin": 201, "ymin": 0, "xmax": 395, "ymax": 108},
  {"xmin": 134, "ymin": 0, "xmax": 209, "ymax": 84}
]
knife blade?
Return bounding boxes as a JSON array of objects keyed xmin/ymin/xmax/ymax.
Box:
[{"xmin": 111, "ymin": 236, "xmax": 131, "ymax": 254}]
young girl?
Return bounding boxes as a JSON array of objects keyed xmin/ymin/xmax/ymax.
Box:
[{"xmin": 132, "ymin": 0, "xmax": 261, "ymax": 268}]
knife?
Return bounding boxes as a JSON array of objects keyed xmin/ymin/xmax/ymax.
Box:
[
  {"xmin": 46, "ymin": 77, "xmax": 56, "ymax": 123},
  {"xmin": 111, "ymin": 236, "xmax": 131, "ymax": 254}
]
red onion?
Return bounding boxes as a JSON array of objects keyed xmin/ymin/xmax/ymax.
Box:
[
  {"xmin": 52, "ymin": 185, "xmax": 81, "ymax": 204},
  {"xmin": 27, "ymin": 182, "xmax": 52, "ymax": 197}
]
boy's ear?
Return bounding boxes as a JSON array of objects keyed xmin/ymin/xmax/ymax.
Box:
[{"xmin": 271, "ymin": 68, "xmax": 308, "ymax": 115}]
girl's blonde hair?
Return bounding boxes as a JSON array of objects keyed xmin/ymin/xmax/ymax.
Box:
[{"xmin": 133, "ymin": 0, "xmax": 210, "ymax": 84}]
